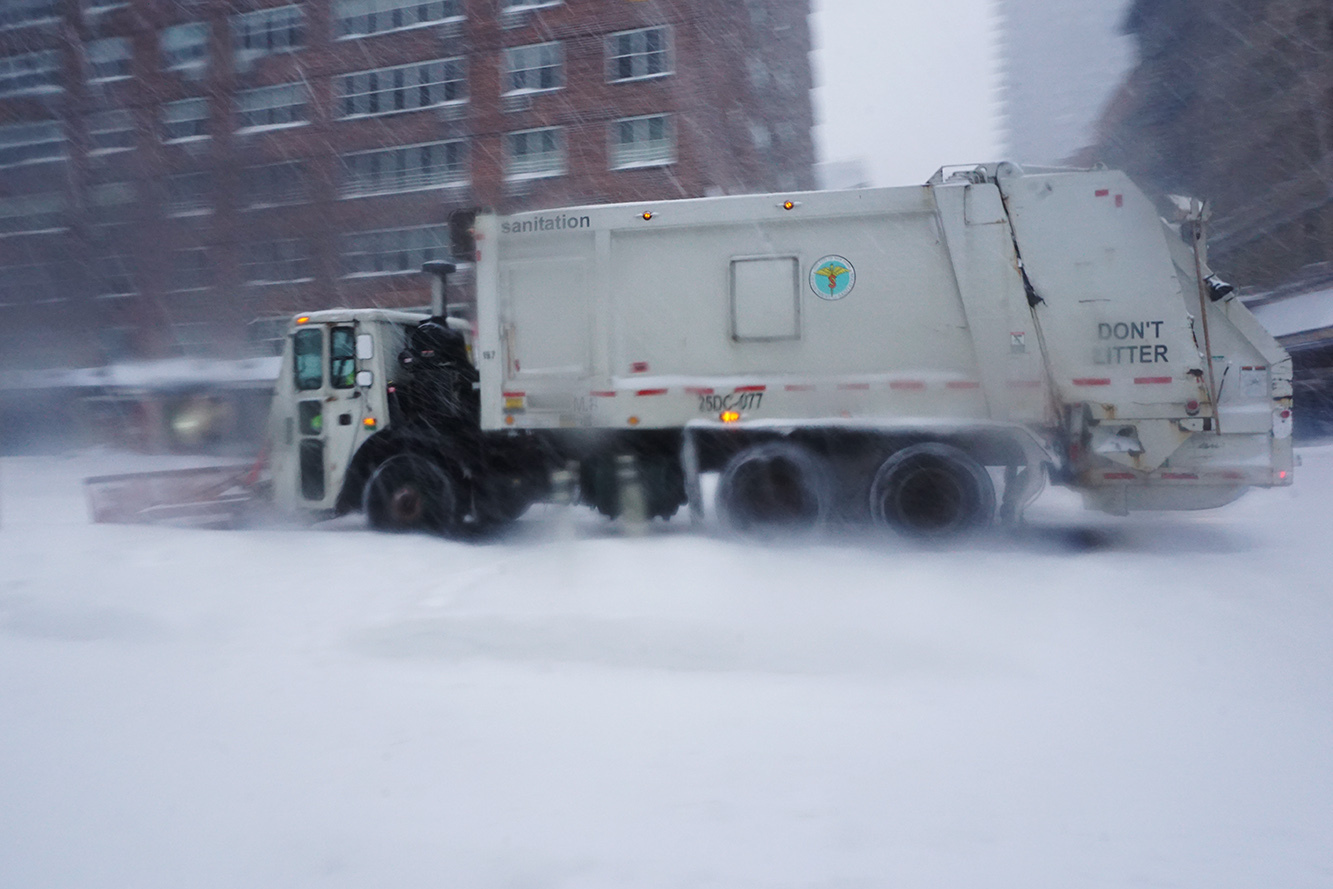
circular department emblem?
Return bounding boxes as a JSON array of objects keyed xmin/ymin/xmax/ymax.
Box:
[{"xmin": 810, "ymin": 255, "xmax": 855, "ymax": 300}]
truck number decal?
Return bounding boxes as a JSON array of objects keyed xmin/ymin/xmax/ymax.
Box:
[{"xmin": 698, "ymin": 392, "xmax": 763, "ymax": 412}]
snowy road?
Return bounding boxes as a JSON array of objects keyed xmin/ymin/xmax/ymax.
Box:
[{"xmin": 1, "ymin": 449, "xmax": 1330, "ymax": 888}]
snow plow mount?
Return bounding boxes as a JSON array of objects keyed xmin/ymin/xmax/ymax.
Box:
[{"xmin": 84, "ymin": 464, "xmax": 261, "ymax": 529}]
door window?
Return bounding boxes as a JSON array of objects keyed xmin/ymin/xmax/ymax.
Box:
[
  {"xmin": 293, "ymin": 327, "xmax": 323, "ymax": 390},
  {"xmin": 298, "ymin": 400, "xmax": 322, "ymax": 435},
  {"xmin": 330, "ymin": 326, "xmax": 356, "ymax": 389}
]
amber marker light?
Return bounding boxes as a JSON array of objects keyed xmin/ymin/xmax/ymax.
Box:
[
  {"xmin": 720, "ymin": 410, "xmax": 741, "ymax": 423},
  {"xmin": 505, "ymin": 415, "xmax": 515, "ymax": 426},
  {"xmin": 627, "ymin": 415, "xmax": 641, "ymax": 426},
  {"xmin": 362, "ymin": 417, "xmax": 376, "ymax": 429},
  {"xmin": 783, "ymin": 201, "xmax": 796, "ymax": 210},
  {"xmin": 641, "ymin": 211, "xmax": 653, "ymax": 221},
  {"xmin": 296, "ymin": 315, "xmax": 310, "ymax": 325}
]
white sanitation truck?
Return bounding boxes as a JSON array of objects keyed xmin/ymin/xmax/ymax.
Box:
[{"xmin": 265, "ymin": 162, "xmax": 1293, "ymax": 537}]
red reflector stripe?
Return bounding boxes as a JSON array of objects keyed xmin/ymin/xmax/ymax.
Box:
[
  {"xmin": 1115, "ymin": 194, "xmax": 1124, "ymax": 207},
  {"xmin": 684, "ymin": 387, "xmax": 713, "ymax": 395},
  {"xmin": 1104, "ymin": 472, "xmax": 1135, "ymax": 480},
  {"xmin": 1161, "ymin": 473, "xmax": 1198, "ymax": 480},
  {"xmin": 946, "ymin": 381, "xmax": 981, "ymax": 389},
  {"xmin": 889, "ymin": 381, "xmax": 925, "ymax": 390},
  {"xmin": 636, "ymin": 389, "xmax": 668, "ymax": 396},
  {"xmin": 591, "ymin": 391, "xmax": 616, "ymax": 398},
  {"xmin": 1134, "ymin": 376, "xmax": 1173, "ymax": 384},
  {"xmin": 1073, "ymin": 378, "xmax": 1112, "ymax": 386},
  {"xmin": 1095, "ymin": 189, "xmax": 1110, "ymax": 197},
  {"xmin": 839, "ymin": 382, "xmax": 872, "ymax": 390},
  {"xmin": 502, "ymin": 391, "xmax": 525, "ymax": 398},
  {"xmin": 734, "ymin": 385, "xmax": 766, "ymax": 393},
  {"xmin": 630, "ymin": 362, "xmax": 649, "ymax": 373},
  {"xmin": 785, "ymin": 384, "xmax": 815, "ymax": 392}
]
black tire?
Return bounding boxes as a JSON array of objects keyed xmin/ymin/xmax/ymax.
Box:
[
  {"xmin": 869, "ymin": 443, "xmax": 995, "ymax": 537},
  {"xmin": 578, "ymin": 452, "xmax": 684, "ymax": 520},
  {"xmin": 717, "ymin": 441, "xmax": 831, "ymax": 536},
  {"xmin": 472, "ymin": 472, "xmax": 537, "ymax": 532},
  {"xmin": 363, "ymin": 453, "xmax": 459, "ymax": 534}
]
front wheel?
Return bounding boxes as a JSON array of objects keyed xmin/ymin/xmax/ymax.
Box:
[
  {"xmin": 869, "ymin": 443, "xmax": 995, "ymax": 538},
  {"xmin": 363, "ymin": 453, "xmax": 459, "ymax": 534}
]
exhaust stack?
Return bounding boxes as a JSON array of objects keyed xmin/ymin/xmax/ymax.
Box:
[{"xmin": 421, "ymin": 260, "xmax": 456, "ymax": 317}]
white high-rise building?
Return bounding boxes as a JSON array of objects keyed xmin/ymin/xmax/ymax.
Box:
[{"xmin": 997, "ymin": 0, "xmax": 1135, "ymax": 165}]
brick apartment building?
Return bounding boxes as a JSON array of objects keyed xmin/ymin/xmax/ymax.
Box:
[{"xmin": 0, "ymin": 0, "xmax": 815, "ymax": 371}]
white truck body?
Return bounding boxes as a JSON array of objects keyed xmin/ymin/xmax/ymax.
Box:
[
  {"xmin": 249, "ymin": 163, "xmax": 1291, "ymax": 536},
  {"xmin": 476, "ymin": 163, "xmax": 1292, "ymax": 514}
]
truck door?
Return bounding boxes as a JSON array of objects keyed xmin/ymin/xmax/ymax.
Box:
[
  {"xmin": 290, "ymin": 324, "xmax": 367, "ymax": 508},
  {"xmin": 501, "ymin": 257, "xmax": 590, "ymax": 378}
]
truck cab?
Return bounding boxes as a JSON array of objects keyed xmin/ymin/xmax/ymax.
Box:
[{"xmin": 268, "ymin": 309, "xmax": 424, "ymax": 517}]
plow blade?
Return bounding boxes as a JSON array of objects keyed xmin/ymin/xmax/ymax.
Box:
[{"xmin": 85, "ymin": 465, "xmax": 258, "ymax": 529}]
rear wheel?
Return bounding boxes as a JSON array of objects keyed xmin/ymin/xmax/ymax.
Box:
[
  {"xmin": 717, "ymin": 442, "xmax": 831, "ymax": 536},
  {"xmin": 579, "ymin": 452, "xmax": 685, "ymax": 520},
  {"xmin": 363, "ymin": 453, "xmax": 459, "ymax": 534},
  {"xmin": 869, "ymin": 443, "xmax": 994, "ymax": 537},
  {"xmin": 472, "ymin": 472, "xmax": 539, "ymax": 532}
]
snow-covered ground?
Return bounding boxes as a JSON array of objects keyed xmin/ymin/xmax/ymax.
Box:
[{"xmin": 1, "ymin": 448, "xmax": 1330, "ymax": 888}]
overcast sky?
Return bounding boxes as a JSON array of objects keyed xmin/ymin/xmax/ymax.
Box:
[{"xmin": 810, "ymin": 0, "xmax": 1003, "ymax": 187}]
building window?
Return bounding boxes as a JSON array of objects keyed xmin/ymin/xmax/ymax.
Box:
[
  {"xmin": 0, "ymin": 50, "xmax": 61, "ymax": 98},
  {"xmin": 162, "ymin": 98, "xmax": 209, "ymax": 142},
  {"xmin": 339, "ymin": 58, "xmax": 464, "ymax": 118},
  {"xmin": 84, "ymin": 0, "xmax": 129, "ymax": 16},
  {"xmin": 0, "ymin": 120, "xmax": 65, "ymax": 168},
  {"xmin": 87, "ymin": 181, "xmax": 135, "ymax": 213},
  {"xmin": 88, "ymin": 109, "xmax": 135, "ymax": 154},
  {"xmin": 93, "ymin": 252, "xmax": 135, "ymax": 297},
  {"xmin": 749, "ymin": 120, "xmax": 771, "ymax": 150},
  {"xmin": 1, "ymin": 0, "xmax": 60, "ymax": 30},
  {"xmin": 243, "ymin": 161, "xmax": 307, "ymax": 209},
  {"xmin": 162, "ymin": 22, "xmax": 209, "ymax": 72},
  {"xmin": 503, "ymin": 42, "xmax": 561, "ymax": 94},
  {"xmin": 606, "ymin": 26, "xmax": 671, "ymax": 82},
  {"xmin": 88, "ymin": 181, "xmax": 135, "ymax": 226},
  {"xmin": 611, "ymin": 114, "xmax": 674, "ymax": 169},
  {"xmin": 169, "ymin": 247, "xmax": 211, "ymax": 292},
  {"xmin": 87, "ymin": 37, "xmax": 132, "ymax": 83},
  {"xmin": 334, "ymin": 0, "xmax": 462, "ymax": 38},
  {"xmin": 166, "ymin": 172, "xmax": 211, "ymax": 216},
  {"xmin": 0, "ymin": 192, "xmax": 64, "ymax": 236},
  {"xmin": 172, "ymin": 322, "xmax": 213, "ymax": 353},
  {"xmin": 340, "ymin": 140, "xmax": 467, "ymax": 198},
  {"xmin": 0, "ymin": 262, "xmax": 58, "ymax": 308},
  {"xmin": 232, "ymin": 4, "xmax": 304, "ymax": 66},
  {"xmin": 243, "ymin": 239, "xmax": 312, "ymax": 285},
  {"xmin": 505, "ymin": 127, "xmax": 564, "ymax": 180},
  {"xmin": 341, "ymin": 225, "xmax": 448, "ymax": 277},
  {"xmin": 500, "ymin": 0, "xmax": 561, "ymax": 9},
  {"xmin": 236, "ymin": 82, "xmax": 308, "ymax": 131}
]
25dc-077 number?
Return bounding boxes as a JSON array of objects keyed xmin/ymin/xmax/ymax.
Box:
[{"xmin": 699, "ymin": 392, "xmax": 763, "ymax": 412}]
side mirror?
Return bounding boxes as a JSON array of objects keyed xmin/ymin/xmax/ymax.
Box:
[
  {"xmin": 355, "ymin": 370, "xmax": 373, "ymax": 388},
  {"xmin": 355, "ymin": 334, "xmax": 374, "ymax": 360}
]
